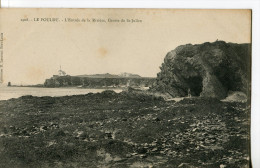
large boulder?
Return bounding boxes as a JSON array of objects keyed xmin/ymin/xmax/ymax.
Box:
[{"xmin": 152, "ymin": 41, "xmax": 251, "ymax": 99}]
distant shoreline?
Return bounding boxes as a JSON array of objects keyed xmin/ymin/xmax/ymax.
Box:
[
  {"xmin": 0, "ymin": 86, "xmax": 124, "ymax": 101},
  {"xmin": 6, "ymin": 85, "xmax": 146, "ymax": 90}
]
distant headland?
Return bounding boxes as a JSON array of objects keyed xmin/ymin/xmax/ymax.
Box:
[{"xmin": 43, "ymin": 71, "xmax": 156, "ymax": 89}]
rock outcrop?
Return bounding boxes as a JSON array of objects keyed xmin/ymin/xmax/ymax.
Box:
[{"xmin": 152, "ymin": 41, "xmax": 251, "ymax": 99}]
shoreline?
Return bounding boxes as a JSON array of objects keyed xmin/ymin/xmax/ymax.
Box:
[
  {"xmin": 5, "ymin": 85, "xmax": 144, "ymax": 90},
  {"xmin": 0, "ymin": 91, "xmax": 250, "ymax": 167},
  {"xmin": 0, "ymin": 87, "xmax": 125, "ymax": 101}
]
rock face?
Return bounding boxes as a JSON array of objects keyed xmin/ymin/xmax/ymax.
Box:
[{"xmin": 152, "ymin": 41, "xmax": 251, "ymax": 99}]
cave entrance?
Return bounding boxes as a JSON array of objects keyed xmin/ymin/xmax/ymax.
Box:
[{"xmin": 186, "ymin": 76, "xmax": 203, "ymax": 96}]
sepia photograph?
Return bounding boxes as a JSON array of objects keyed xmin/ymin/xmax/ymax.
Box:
[{"xmin": 0, "ymin": 9, "xmax": 252, "ymax": 167}]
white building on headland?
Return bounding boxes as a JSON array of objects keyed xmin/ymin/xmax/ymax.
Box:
[
  {"xmin": 52, "ymin": 66, "xmax": 67, "ymax": 79},
  {"xmin": 58, "ymin": 66, "xmax": 66, "ymax": 76}
]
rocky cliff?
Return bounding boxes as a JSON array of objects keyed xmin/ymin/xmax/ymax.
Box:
[
  {"xmin": 44, "ymin": 75, "xmax": 155, "ymax": 88},
  {"xmin": 152, "ymin": 41, "xmax": 251, "ymax": 99}
]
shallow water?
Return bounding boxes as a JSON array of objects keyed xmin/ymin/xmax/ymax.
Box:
[{"xmin": 0, "ymin": 86, "xmax": 122, "ymax": 100}]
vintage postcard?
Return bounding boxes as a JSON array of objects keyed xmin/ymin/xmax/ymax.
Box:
[{"xmin": 0, "ymin": 9, "xmax": 251, "ymax": 167}]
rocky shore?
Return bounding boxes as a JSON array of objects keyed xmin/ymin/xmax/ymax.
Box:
[{"xmin": 0, "ymin": 90, "xmax": 250, "ymax": 168}]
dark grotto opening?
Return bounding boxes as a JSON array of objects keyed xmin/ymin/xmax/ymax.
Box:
[{"xmin": 186, "ymin": 76, "xmax": 203, "ymax": 96}]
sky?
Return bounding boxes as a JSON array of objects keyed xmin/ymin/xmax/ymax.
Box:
[{"xmin": 0, "ymin": 9, "xmax": 251, "ymax": 85}]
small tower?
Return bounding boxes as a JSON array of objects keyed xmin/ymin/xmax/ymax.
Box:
[
  {"xmin": 126, "ymin": 80, "xmax": 131, "ymax": 87},
  {"xmin": 188, "ymin": 88, "xmax": 191, "ymax": 98},
  {"xmin": 58, "ymin": 65, "xmax": 66, "ymax": 76}
]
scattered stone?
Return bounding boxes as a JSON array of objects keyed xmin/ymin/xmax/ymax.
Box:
[
  {"xmin": 131, "ymin": 152, "xmax": 138, "ymax": 156},
  {"xmin": 178, "ymin": 163, "xmax": 194, "ymax": 168},
  {"xmin": 153, "ymin": 117, "xmax": 161, "ymax": 122},
  {"xmin": 40, "ymin": 126, "xmax": 47, "ymax": 131},
  {"xmin": 220, "ymin": 164, "xmax": 226, "ymax": 168},
  {"xmin": 139, "ymin": 154, "xmax": 147, "ymax": 158},
  {"xmin": 126, "ymin": 154, "xmax": 132, "ymax": 158}
]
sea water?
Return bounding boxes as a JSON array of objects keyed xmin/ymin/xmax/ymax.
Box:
[{"xmin": 0, "ymin": 86, "xmax": 122, "ymax": 100}]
